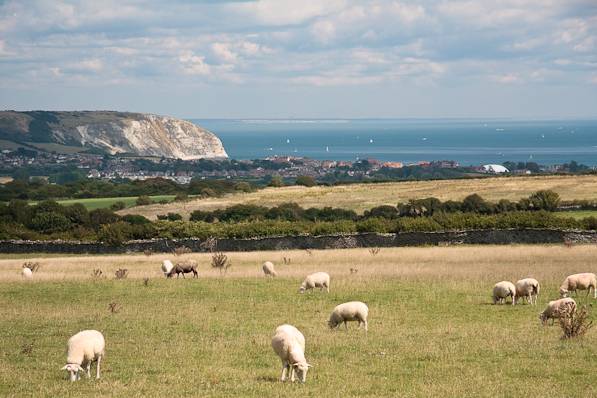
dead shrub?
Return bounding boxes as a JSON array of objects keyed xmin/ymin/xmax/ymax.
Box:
[
  {"xmin": 143, "ymin": 277, "xmax": 150, "ymax": 286},
  {"xmin": 20, "ymin": 342, "xmax": 34, "ymax": 355},
  {"xmin": 559, "ymin": 305, "xmax": 593, "ymax": 339},
  {"xmin": 22, "ymin": 262, "xmax": 40, "ymax": 272},
  {"xmin": 211, "ymin": 252, "xmax": 231, "ymax": 275},
  {"xmin": 200, "ymin": 237, "xmax": 218, "ymax": 253},
  {"xmin": 114, "ymin": 268, "xmax": 128, "ymax": 279},
  {"xmin": 143, "ymin": 249, "xmax": 154, "ymax": 256},
  {"xmin": 350, "ymin": 268, "xmax": 359, "ymax": 274},
  {"xmin": 305, "ymin": 249, "xmax": 312, "ymax": 255},
  {"xmin": 91, "ymin": 269, "xmax": 103, "ymax": 278},
  {"xmin": 283, "ymin": 257, "xmax": 291, "ymax": 264},
  {"xmin": 108, "ymin": 302, "xmax": 121, "ymax": 314},
  {"xmin": 368, "ymin": 247, "xmax": 381, "ymax": 256},
  {"xmin": 564, "ymin": 239, "xmax": 574, "ymax": 248}
]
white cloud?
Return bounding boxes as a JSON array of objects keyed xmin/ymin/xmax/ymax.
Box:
[
  {"xmin": 179, "ymin": 51, "xmax": 211, "ymax": 76},
  {"xmin": 491, "ymin": 73, "xmax": 521, "ymax": 84},
  {"xmin": 212, "ymin": 42, "xmax": 238, "ymax": 63},
  {"xmin": 233, "ymin": 0, "xmax": 347, "ymax": 26}
]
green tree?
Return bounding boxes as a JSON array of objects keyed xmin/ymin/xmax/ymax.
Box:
[
  {"xmin": 529, "ymin": 190, "xmax": 561, "ymax": 211},
  {"xmin": 269, "ymin": 175, "xmax": 284, "ymax": 187},
  {"xmin": 295, "ymin": 175, "xmax": 316, "ymax": 187},
  {"xmin": 136, "ymin": 196, "xmax": 153, "ymax": 206}
]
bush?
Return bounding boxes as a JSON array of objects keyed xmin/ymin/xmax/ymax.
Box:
[
  {"xmin": 234, "ymin": 182, "xmax": 252, "ymax": 192},
  {"xmin": 529, "ymin": 190, "xmax": 561, "ymax": 211},
  {"xmin": 121, "ymin": 214, "xmax": 151, "ymax": 225},
  {"xmin": 559, "ymin": 305, "xmax": 593, "ymax": 339},
  {"xmin": 89, "ymin": 208, "xmax": 120, "ymax": 227},
  {"xmin": 29, "ymin": 212, "xmax": 72, "ymax": 233},
  {"xmin": 110, "ymin": 201, "xmax": 126, "ymax": 211},
  {"xmin": 364, "ymin": 205, "xmax": 398, "ymax": 219},
  {"xmin": 174, "ymin": 192, "xmax": 188, "ymax": 202},
  {"xmin": 269, "ymin": 175, "xmax": 284, "ymax": 187},
  {"xmin": 98, "ymin": 222, "xmax": 132, "ymax": 245},
  {"xmin": 462, "ymin": 194, "xmax": 493, "ymax": 214},
  {"xmin": 136, "ymin": 196, "xmax": 153, "ymax": 206},
  {"xmin": 295, "ymin": 175, "xmax": 316, "ymax": 187}
]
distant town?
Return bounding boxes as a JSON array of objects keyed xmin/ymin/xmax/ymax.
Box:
[{"xmin": 0, "ymin": 147, "xmax": 593, "ymax": 185}]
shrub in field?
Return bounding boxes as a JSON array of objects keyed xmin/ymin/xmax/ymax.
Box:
[
  {"xmin": 108, "ymin": 302, "xmax": 121, "ymax": 313},
  {"xmin": 369, "ymin": 247, "xmax": 381, "ymax": 256},
  {"xmin": 89, "ymin": 208, "xmax": 120, "ymax": 227},
  {"xmin": 157, "ymin": 213, "xmax": 183, "ymax": 221},
  {"xmin": 174, "ymin": 192, "xmax": 189, "ymax": 202},
  {"xmin": 114, "ymin": 269, "xmax": 128, "ymax": 279},
  {"xmin": 98, "ymin": 222, "xmax": 131, "ymax": 245},
  {"xmin": 211, "ymin": 252, "xmax": 231, "ymax": 274},
  {"xmin": 295, "ymin": 175, "xmax": 316, "ymax": 187},
  {"xmin": 91, "ymin": 268, "xmax": 103, "ymax": 278},
  {"xmin": 136, "ymin": 195, "xmax": 153, "ymax": 206},
  {"xmin": 29, "ymin": 212, "xmax": 72, "ymax": 233},
  {"xmin": 110, "ymin": 201, "xmax": 126, "ymax": 211},
  {"xmin": 200, "ymin": 237, "xmax": 218, "ymax": 252},
  {"xmin": 530, "ymin": 190, "xmax": 561, "ymax": 211},
  {"xmin": 268, "ymin": 175, "xmax": 284, "ymax": 187},
  {"xmin": 559, "ymin": 305, "xmax": 593, "ymax": 339},
  {"xmin": 356, "ymin": 218, "xmax": 393, "ymax": 233},
  {"xmin": 121, "ymin": 214, "xmax": 151, "ymax": 225}
]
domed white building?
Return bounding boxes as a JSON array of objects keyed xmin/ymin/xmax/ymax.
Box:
[{"xmin": 482, "ymin": 164, "xmax": 509, "ymax": 173}]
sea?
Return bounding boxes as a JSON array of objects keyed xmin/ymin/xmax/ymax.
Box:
[{"xmin": 191, "ymin": 119, "xmax": 597, "ymax": 166}]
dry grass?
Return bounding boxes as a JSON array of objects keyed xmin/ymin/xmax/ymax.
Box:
[
  {"xmin": 118, "ymin": 175, "xmax": 597, "ymax": 219},
  {"xmin": 1, "ymin": 244, "xmax": 595, "ymax": 285}
]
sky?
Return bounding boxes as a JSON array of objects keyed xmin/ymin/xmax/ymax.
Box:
[{"xmin": 0, "ymin": 0, "xmax": 596, "ymax": 119}]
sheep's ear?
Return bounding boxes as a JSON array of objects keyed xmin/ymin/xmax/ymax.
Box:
[
  {"xmin": 307, "ymin": 363, "xmax": 313, "ymax": 368},
  {"xmin": 61, "ymin": 365, "xmax": 68, "ymax": 370}
]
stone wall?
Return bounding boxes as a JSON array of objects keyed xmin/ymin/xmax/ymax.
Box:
[{"xmin": 0, "ymin": 229, "xmax": 596, "ymax": 254}]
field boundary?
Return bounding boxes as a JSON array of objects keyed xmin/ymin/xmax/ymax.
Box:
[{"xmin": 1, "ymin": 229, "xmax": 596, "ymax": 254}]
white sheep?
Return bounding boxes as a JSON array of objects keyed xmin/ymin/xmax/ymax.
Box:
[
  {"xmin": 299, "ymin": 272, "xmax": 330, "ymax": 294},
  {"xmin": 262, "ymin": 261, "xmax": 277, "ymax": 277},
  {"xmin": 559, "ymin": 273, "xmax": 597, "ymax": 299},
  {"xmin": 328, "ymin": 301, "xmax": 369, "ymax": 332},
  {"xmin": 539, "ymin": 298, "xmax": 577, "ymax": 325},
  {"xmin": 62, "ymin": 330, "xmax": 105, "ymax": 382},
  {"xmin": 514, "ymin": 278, "xmax": 540, "ymax": 305},
  {"xmin": 161, "ymin": 260, "xmax": 174, "ymax": 277},
  {"xmin": 271, "ymin": 324, "xmax": 311, "ymax": 383},
  {"xmin": 21, "ymin": 267, "xmax": 33, "ymax": 279},
  {"xmin": 492, "ymin": 281, "xmax": 516, "ymax": 305}
]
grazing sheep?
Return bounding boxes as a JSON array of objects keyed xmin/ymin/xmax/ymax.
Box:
[
  {"xmin": 161, "ymin": 260, "xmax": 174, "ymax": 277},
  {"xmin": 62, "ymin": 330, "xmax": 105, "ymax": 382},
  {"xmin": 299, "ymin": 272, "xmax": 330, "ymax": 294},
  {"xmin": 328, "ymin": 301, "xmax": 369, "ymax": 332},
  {"xmin": 539, "ymin": 298, "xmax": 577, "ymax": 325},
  {"xmin": 21, "ymin": 267, "xmax": 33, "ymax": 279},
  {"xmin": 262, "ymin": 261, "xmax": 277, "ymax": 277},
  {"xmin": 559, "ymin": 273, "xmax": 597, "ymax": 299},
  {"xmin": 271, "ymin": 324, "xmax": 311, "ymax": 383},
  {"xmin": 167, "ymin": 260, "xmax": 198, "ymax": 278},
  {"xmin": 515, "ymin": 278, "xmax": 540, "ymax": 305},
  {"xmin": 492, "ymin": 281, "xmax": 516, "ymax": 305}
]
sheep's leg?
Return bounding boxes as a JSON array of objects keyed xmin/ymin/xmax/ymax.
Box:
[
  {"xmin": 280, "ymin": 363, "xmax": 288, "ymax": 381},
  {"xmin": 96, "ymin": 355, "xmax": 101, "ymax": 379},
  {"xmin": 86, "ymin": 362, "xmax": 91, "ymax": 378},
  {"xmin": 290, "ymin": 366, "xmax": 296, "ymax": 382},
  {"xmin": 344, "ymin": 321, "xmax": 348, "ymax": 331}
]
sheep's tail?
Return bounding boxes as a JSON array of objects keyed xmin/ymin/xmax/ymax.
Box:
[{"xmin": 533, "ymin": 282, "xmax": 540, "ymax": 296}]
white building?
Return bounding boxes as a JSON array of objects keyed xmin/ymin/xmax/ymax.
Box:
[{"xmin": 482, "ymin": 164, "xmax": 509, "ymax": 173}]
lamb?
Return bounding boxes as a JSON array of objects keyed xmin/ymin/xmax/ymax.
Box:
[
  {"xmin": 62, "ymin": 330, "xmax": 105, "ymax": 382},
  {"xmin": 262, "ymin": 261, "xmax": 277, "ymax": 277},
  {"xmin": 161, "ymin": 260, "xmax": 174, "ymax": 277},
  {"xmin": 21, "ymin": 267, "xmax": 33, "ymax": 279},
  {"xmin": 299, "ymin": 272, "xmax": 330, "ymax": 294},
  {"xmin": 271, "ymin": 324, "xmax": 311, "ymax": 383},
  {"xmin": 166, "ymin": 260, "xmax": 198, "ymax": 278},
  {"xmin": 492, "ymin": 281, "xmax": 516, "ymax": 305},
  {"xmin": 514, "ymin": 278, "xmax": 540, "ymax": 305},
  {"xmin": 328, "ymin": 301, "xmax": 369, "ymax": 332},
  {"xmin": 559, "ymin": 273, "xmax": 597, "ymax": 299},
  {"xmin": 539, "ymin": 297, "xmax": 577, "ymax": 325}
]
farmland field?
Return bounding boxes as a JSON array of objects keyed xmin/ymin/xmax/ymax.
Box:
[
  {"xmin": 1, "ymin": 245, "xmax": 597, "ymax": 397},
  {"xmin": 51, "ymin": 195, "xmax": 177, "ymax": 210},
  {"xmin": 119, "ymin": 174, "xmax": 597, "ymax": 219}
]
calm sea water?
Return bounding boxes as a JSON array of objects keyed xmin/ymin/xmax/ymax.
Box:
[{"xmin": 191, "ymin": 119, "xmax": 597, "ymax": 166}]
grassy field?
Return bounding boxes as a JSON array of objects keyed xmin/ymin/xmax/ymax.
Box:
[
  {"xmin": 556, "ymin": 210, "xmax": 597, "ymax": 220},
  {"xmin": 119, "ymin": 174, "xmax": 597, "ymax": 219},
  {"xmin": 1, "ymin": 245, "xmax": 597, "ymax": 397},
  {"xmin": 48, "ymin": 195, "xmax": 177, "ymax": 210}
]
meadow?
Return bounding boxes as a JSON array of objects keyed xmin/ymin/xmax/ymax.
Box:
[
  {"xmin": 1, "ymin": 245, "xmax": 596, "ymax": 397},
  {"xmin": 52, "ymin": 195, "xmax": 177, "ymax": 210},
  {"xmin": 120, "ymin": 174, "xmax": 597, "ymax": 219}
]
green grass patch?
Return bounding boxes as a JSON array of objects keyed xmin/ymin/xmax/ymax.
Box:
[
  {"xmin": 555, "ymin": 210, "xmax": 597, "ymax": 220},
  {"xmin": 1, "ymin": 275, "xmax": 596, "ymax": 397},
  {"xmin": 46, "ymin": 195, "xmax": 177, "ymax": 210}
]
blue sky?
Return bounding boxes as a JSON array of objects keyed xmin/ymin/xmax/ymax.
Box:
[{"xmin": 0, "ymin": 0, "xmax": 596, "ymax": 118}]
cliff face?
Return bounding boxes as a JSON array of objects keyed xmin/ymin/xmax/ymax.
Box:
[{"xmin": 0, "ymin": 111, "xmax": 228, "ymax": 159}]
